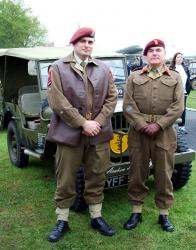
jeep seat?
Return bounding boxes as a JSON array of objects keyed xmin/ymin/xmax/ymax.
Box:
[{"xmin": 19, "ymin": 92, "xmax": 41, "ymax": 117}]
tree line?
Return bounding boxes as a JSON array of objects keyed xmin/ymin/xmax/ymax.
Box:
[{"xmin": 0, "ymin": 0, "xmax": 47, "ymax": 48}]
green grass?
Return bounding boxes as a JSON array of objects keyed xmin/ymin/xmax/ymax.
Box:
[
  {"xmin": 187, "ymin": 90, "xmax": 196, "ymax": 109},
  {"xmin": 0, "ymin": 130, "xmax": 196, "ymax": 250}
]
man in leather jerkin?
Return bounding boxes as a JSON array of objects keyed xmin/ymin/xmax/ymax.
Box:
[
  {"xmin": 47, "ymin": 27, "xmax": 117, "ymax": 242},
  {"xmin": 123, "ymin": 39, "xmax": 184, "ymax": 232}
]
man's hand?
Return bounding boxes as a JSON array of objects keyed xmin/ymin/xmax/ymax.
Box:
[
  {"xmin": 142, "ymin": 123, "xmax": 161, "ymax": 138},
  {"xmin": 140, "ymin": 124, "xmax": 149, "ymax": 133},
  {"xmin": 82, "ymin": 120, "xmax": 101, "ymax": 136}
]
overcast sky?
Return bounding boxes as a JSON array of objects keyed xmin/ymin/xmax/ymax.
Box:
[{"xmin": 23, "ymin": 0, "xmax": 195, "ymax": 57}]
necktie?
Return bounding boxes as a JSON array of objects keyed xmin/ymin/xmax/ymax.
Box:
[
  {"xmin": 80, "ymin": 61, "xmax": 86, "ymax": 69},
  {"xmin": 152, "ymin": 67, "xmax": 158, "ymax": 73}
]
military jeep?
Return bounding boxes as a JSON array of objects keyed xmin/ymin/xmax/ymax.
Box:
[{"xmin": 0, "ymin": 47, "xmax": 195, "ymax": 211}]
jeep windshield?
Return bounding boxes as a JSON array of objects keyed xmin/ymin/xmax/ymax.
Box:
[
  {"xmin": 39, "ymin": 61, "xmax": 53, "ymax": 89},
  {"xmin": 39, "ymin": 58, "xmax": 126, "ymax": 90},
  {"xmin": 101, "ymin": 59, "xmax": 126, "ymax": 84}
]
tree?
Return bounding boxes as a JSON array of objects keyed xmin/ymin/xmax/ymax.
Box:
[{"xmin": 0, "ymin": 0, "xmax": 48, "ymax": 48}]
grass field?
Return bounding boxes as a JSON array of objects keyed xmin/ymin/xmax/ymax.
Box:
[
  {"xmin": 0, "ymin": 131, "xmax": 196, "ymax": 250},
  {"xmin": 187, "ymin": 90, "xmax": 196, "ymax": 109}
]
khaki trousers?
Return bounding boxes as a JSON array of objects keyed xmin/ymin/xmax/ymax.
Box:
[
  {"xmin": 127, "ymin": 127, "xmax": 176, "ymax": 209},
  {"xmin": 54, "ymin": 136, "xmax": 110, "ymax": 208}
]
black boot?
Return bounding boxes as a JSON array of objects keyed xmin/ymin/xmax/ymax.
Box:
[
  {"xmin": 91, "ymin": 217, "xmax": 115, "ymax": 236},
  {"xmin": 124, "ymin": 213, "xmax": 142, "ymax": 230},
  {"xmin": 158, "ymin": 215, "xmax": 174, "ymax": 232},
  {"xmin": 48, "ymin": 220, "xmax": 70, "ymax": 242}
]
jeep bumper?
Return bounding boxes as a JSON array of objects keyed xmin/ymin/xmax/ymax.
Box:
[{"xmin": 174, "ymin": 149, "xmax": 195, "ymax": 164}]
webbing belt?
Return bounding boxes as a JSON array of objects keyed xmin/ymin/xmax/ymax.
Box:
[{"xmin": 142, "ymin": 113, "xmax": 162, "ymax": 122}]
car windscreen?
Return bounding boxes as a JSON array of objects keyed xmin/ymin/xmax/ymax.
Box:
[
  {"xmin": 101, "ymin": 58, "xmax": 126, "ymax": 84},
  {"xmin": 39, "ymin": 61, "xmax": 53, "ymax": 89}
]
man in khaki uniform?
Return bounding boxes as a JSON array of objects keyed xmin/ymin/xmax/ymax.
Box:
[
  {"xmin": 123, "ymin": 39, "xmax": 184, "ymax": 232},
  {"xmin": 47, "ymin": 27, "xmax": 117, "ymax": 242}
]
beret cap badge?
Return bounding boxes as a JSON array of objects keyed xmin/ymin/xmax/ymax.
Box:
[{"xmin": 143, "ymin": 39, "xmax": 165, "ymax": 56}]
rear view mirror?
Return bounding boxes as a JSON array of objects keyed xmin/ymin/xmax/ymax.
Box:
[{"xmin": 28, "ymin": 60, "xmax": 37, "ymax": 75}]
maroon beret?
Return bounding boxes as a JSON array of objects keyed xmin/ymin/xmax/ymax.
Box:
[
  {"xmin": 143, "ymin": 39, "xmax": 165, "ymax": 56},
  {"xmin": 70, "ymin": 27, "xmax": 95, "ymax": 44}
]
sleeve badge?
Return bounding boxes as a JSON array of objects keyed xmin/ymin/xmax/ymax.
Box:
[{"xmin": 47, "ymin": 69, "xmax": 52, "ymax": 86}]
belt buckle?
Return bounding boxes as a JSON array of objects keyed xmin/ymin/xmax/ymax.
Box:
[
  {"xmin": 86, "ymin": 112, "xmax": 92, "ymax": 120},
  {"xmin": 150, "ymin": 114, "xmax": 155, "ymax": 122}
]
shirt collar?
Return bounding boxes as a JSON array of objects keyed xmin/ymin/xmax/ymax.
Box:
[
  {"xmin": 63, "ymin": 52, "xmax": 98, "ymax": 66},
  {"xmin": 74, "ymin": 51, "xmax": 89, "ymax": 65},
  {"xmin": 140, "ymin": 64, "xmax": 171, "ymax": 76}
]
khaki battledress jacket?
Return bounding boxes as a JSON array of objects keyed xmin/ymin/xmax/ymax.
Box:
[
  {"xmin": 123, "ymin": 65, "xmax": 184, "ymax": 151},
  {"xmin": 123, "ymin": 65, "xmax": 184, "ymax": 208},
  {"xmin": 47, "ymin": 53, "xmax": 117, "ymax": 146}
]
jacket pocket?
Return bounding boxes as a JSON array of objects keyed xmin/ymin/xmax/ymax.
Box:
[
  {"xmin": 95, "ymin": 142, "xmax": 109, "ymax": 151},
  {"xmin": 156, "ymin": 127, "xmax": 177, "ymax": 151},
  {"xmin": 133, "ymin": 78, "xmax": 149, "ymax": 86},
  {"xmin": 156, "ymin": 141, "xmax": 176, "ymax": 151},
  {"xmin": 133, "ymin": 78, "xmax": 149, "ymax": 99},
  {"xmin": 160, "ymin": 78, "xmax": 177, "ymax": 87},
  {"xmin": 159, "ymin": 78, "xmax": 177, "ymax": 101}
]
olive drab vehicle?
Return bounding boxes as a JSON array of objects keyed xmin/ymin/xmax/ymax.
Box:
[{"xmin": 0, "ymin": 47, "xmax": 195, "ymax": 211}]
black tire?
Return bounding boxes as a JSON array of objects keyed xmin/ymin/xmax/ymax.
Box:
[
  {"xmin": 7, "ymin": 120, "xmax": 29, "ymax": 168},
  {"xmin": 176, "ymin": 131, "xmax": 189, "ymax": 151},
  {"xmin": 171, "ymin": 131, "xmax": 192, "ymax": 190},
  {"xmin": 71, "ymin": 165, "xmax": 87, "ymax": 212},
  {"xmin": 172, "ymin": 162, "xmax": 192, "ymax": 190}
]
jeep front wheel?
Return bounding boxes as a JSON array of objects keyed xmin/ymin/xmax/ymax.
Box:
[
  {"xmin": 172, "ymin": 162, "xmax": 192, "ymax": 190},
  {"xmin": 7, "ymin": 121, "xmax": 29, "ymax": 168}
]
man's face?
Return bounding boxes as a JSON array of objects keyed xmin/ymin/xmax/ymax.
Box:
[
  {"xmin": 146, "ymin": 46, "xmax": 166, "ymax": 66},
  {"xmin": 73, "ymin": 37, "xmax": 94, "ymax": 60}
]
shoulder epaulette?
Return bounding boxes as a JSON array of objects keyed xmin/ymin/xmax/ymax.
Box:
[{"xmin": 132, "ymin": 66, "xmax": 143, "ymax": 72}]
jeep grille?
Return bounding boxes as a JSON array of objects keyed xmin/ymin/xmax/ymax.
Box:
[
  {"xmin": 111, "ymin": 112, "xmax": 129, "ymax": 131},
  {"xmin": 111, "ymin": 112, "xmax": 129, "ymax": 163}
]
